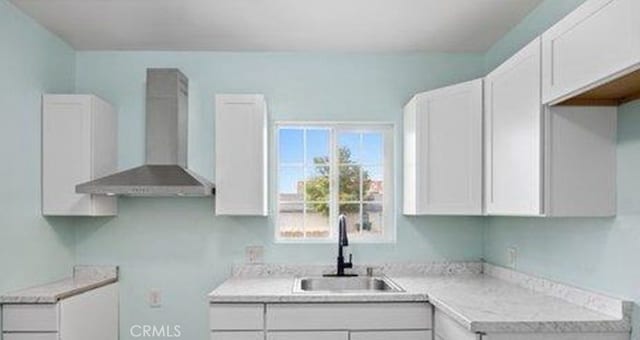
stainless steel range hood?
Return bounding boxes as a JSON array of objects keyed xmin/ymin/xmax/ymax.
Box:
[{"xmin": 76, "ymin": 69, "xmax": 214, "ymax": 196}]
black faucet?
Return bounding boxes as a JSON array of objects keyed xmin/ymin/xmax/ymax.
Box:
[{"xmin": 325, "ymin": 214, "xmax": 356, "ymax": 277}]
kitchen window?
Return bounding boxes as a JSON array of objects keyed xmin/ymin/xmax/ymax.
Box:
[{"xmin": 275, "ymin": 123, "xmax": 395, "ymax": 243}]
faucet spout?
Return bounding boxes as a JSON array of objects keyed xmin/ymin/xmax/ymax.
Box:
[{"xmin": 331, "ymin": 214, "xmax": 355, "ymax": 277}]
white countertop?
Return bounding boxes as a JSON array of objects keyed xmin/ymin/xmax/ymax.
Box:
[
  {"xmin": 0, "ymin": 265, "xmax": 118, "ymax": 304},
  {"xmin": 208, "ymin": 262, "xmax": 631, "ymax": 334}
]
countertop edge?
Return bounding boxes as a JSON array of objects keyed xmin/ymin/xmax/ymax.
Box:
[{"xmin": 0, "ymin": 265, "xmax": 119, "ymax": 304}]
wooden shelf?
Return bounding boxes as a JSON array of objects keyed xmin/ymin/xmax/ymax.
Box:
[{"xmin": 557, "ymin": 68, "xmax": 640, "ymax": 106}]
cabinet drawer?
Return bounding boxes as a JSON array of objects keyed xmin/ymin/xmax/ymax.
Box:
[
  {"xmin": 351, "ymin": 330, "xmax": 432, "ymax": 340},
  {"xmin": 3, "ymin": 334, "xmax": 58, "ymax": 340},
  {"xmin": 210, "ymin": 304, "xmax": 264, "ymax": 330},
  {"xmin": 2, "ymin": 304, "xmax": 58, "ymax": 332},
  {"xmin": 266, "ymin": 303, "xmax": 432, "ymax": 330},
  {"xmin": 434, "ymin": 310, "xmax": 477, "ymax": 340},
  {"xmin": 268, "ymin": 331, "xmax": 348, "ymax": 340},
  {"xmin": 211, "ymin": 331, "xmax": 264, "ymax": 340}
]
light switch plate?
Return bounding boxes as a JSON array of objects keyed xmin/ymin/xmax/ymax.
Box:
[
  {"xmin": 245, "ymin": 245, "xmax": 264, "ymax": 264},
  {"xmin": 148, "ymin": 289, "xmax": 162, "ymax": 308}
]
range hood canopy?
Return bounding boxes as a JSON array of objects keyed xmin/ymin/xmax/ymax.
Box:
[{"xmin": 76, "ymin": 69, "xmax": 214, "ymax": 196}]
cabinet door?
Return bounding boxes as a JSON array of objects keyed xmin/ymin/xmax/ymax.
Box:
[
  {"xmin": 434, "ymin": 309, "xmax": 479, "ymax": 340},
  {"xmin": 544, "ymin": 106, "xmax": 617, "ymax": 217},
  {"xmin": 215, "ymin": 94, "xmax": 268, "ymax": 216},
  {"xmin": 42, "ymin": 95, "xmax": 93, "ymax": 215},
  {"xmin": 42, "ymin": 95, "xmax": 117, "ymax": 216},
  {"xmin": 542, "ymin": 0, "xmax": 640, "ymax": 104},
  {"xmin": 485, "ymin": 38, "xmax": 543, "ymax": 216},
  {"xmin": 210, "ymin": 304, "xmax": 264, "ymax": 331},
  {"xmin": 351, "ymin": 330, "xmax": 432, "ymax": 340},
  {"xmin": 268, "ymin": 332, "xmax": 348, "ymax": 340},
  {"xmin": 2, "ymin": 304, "xmax": 58, "ymax": 332},
  {"xmin": 59, "ymin": 283, "xmax": 118, "ymax": 340},
  {"xmin": 266, "ymin": 303, "xmax": 432, "ymax": 331},
  {"xmin": 404, "ymin": 79, "xmax": 483, "ymax": 215}
]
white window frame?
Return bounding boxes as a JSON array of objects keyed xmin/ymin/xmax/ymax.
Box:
[{"xmin": 273, "ymin": 121, "xmax": 396, "ymax": 244}]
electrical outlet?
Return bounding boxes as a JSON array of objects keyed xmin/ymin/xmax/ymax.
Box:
[
  {"xmin": 245, "ymin": 246, "xmax": 264, "ymax": 264},
  {"xmin": 148, "ymin": 289, "xmax": 162, "ymax": 308},
  {"xmin": 507, "ymin": 247, "xmax": 518, "ymax": 269}
]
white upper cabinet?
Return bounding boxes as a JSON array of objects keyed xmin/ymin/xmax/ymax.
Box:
[
  {"xmin": 404, "ymin": 79, "xmax": 483, "ymax": 216},
  {"xmin": 485, "ymin": 38, "xmax": 543, "ymax": 216},
  {"xmin": 543, "ymin": 106, "xmax": 617, "ymax": 217},
  {"xmin": 542, "ymin": 0, "xmax": 640, "ymax": 105},
  {"xmin": 42, "ymin": 95, "xmax": 117, "ymax": 216},
  {"xmin": 485, "ymin": 37, "xmax": 617, "ymax": 217},
  {"xmin": 215, "ymin": 94, "xmax": 268, "ymax": 216}
]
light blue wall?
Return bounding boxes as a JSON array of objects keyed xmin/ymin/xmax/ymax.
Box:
[
  {"xmin": 0, "ymin": 0, "xmax": 76, "ymax": 293},
  {"xmin": 484, "ymin": 0, "xmax": 587, "ymax": 71},
  {"xmin": 74, "ymin": 52, "xmax": 486, "ymax": 339},
  {"xmin": 483, "ymin": 0, "xmax": 640, "ymax": 338}
]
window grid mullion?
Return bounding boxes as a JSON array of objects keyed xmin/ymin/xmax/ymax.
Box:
[
  {"xmin": 302, "ymin": 129, "xmax": 307, "ymax": 238},
  {"xmin": 330, "ymin": 127, "xmax": 339, "ymax": 241},
  {"xmin": 359, "ymin": 133, "xmax": 364, "ymax": 235}
]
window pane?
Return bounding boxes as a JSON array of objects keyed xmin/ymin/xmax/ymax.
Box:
[
  {"xmin": 305, "ymin": 166, "xmax": 330, "ymax": 202},
  {"xmin": 306, "ymin": 129, "xmax": 330, "ymax": 165},
  {"xmin": 279, "ymin": 128, "xmax": 304, "ymax": 164},
  {"xmin": 338, "ymin": 132, "xmax": 360, "ymax": 164},
  {"xmin": 278, "ymin": 202, "xmax": 304, "ymax": 238},
  {"xmin": 363, "ymin": 166, "xmax": 383, "ymax": 201},
  {"xmin": 279, "ymin": 166, "xmax": 304, "ymax": 201},
  {"xmin": 305, "ymin": 203, "xmax": 330, "ymax": 238},
  {"xmin": 339, "ymin": 165, "xmax": 361, "ymax": 202},
  {"xmin": 362, "ymin": 133, "xmax": 383, "ymax": 165},
  {"xmin": 339, "ymin": 203, "xmax": 361, "ymax": 234},
  {"xmin": 363, "ymin": 203, "xmax": 383, "ymax": 235}
]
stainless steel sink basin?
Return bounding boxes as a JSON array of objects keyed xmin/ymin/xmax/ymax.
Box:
[{"xmin": 293, "ymin": 276, "xmax": 404, "ymax": 293}]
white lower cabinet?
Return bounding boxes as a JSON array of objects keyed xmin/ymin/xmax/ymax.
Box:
[
  {"xmin": 210, "ymin": 302, "xmax": 433, "ymax": 340},
  {"xmin": 434, "ymin": 309, "xmax": 480, "ymax": 340},
  {"xmin": 3, "ymin": 334, "xmax": 59, "ymax": 340},
  {"xmin": 268, "ymin": 331, "xmax": 348, "ymax": 340},
  {"xmin": 266, "ymin": 303, "xmax": 432, "ymax": 330},
  {"xmin": 211, "ymin": 331, "xmax": 264, "ymax": 340},
  {"xmin": 1, "ymin": 284, "xmax": 118, "ymax": 340},
  {"xmin": 209, "ymin": 304, "xmax": 264, "ymax": 331}
]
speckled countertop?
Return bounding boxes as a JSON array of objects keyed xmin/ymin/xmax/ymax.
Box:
[
  {"xmin": 208, "ymin": 262, "xmax": 631, "ymax": 334},
  {"xmin": 0, "ymin": 265, "xmax": 118, "ymax": 304}
]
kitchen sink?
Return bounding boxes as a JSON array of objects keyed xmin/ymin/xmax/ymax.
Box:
[{"xmin": 293, "ymin": 276, "xmax": 404, "ymax": 293}]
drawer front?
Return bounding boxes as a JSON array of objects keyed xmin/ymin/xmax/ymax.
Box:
[
  {"xmin": 266, "ymin": 303, "xmax": 432, "ymax": 330},
  {"xmin": 434, "ymin": 310, "xmax": 477, "ymax": 340},
  {"xmin": 3, "ymin": 334, "xmax": 58, "ymax": 340},
  {"xmin": 210, "ymin": 304, "xmax": 264, "ymax": 331},
  {"xmin": 211, "ymin": 331, "xmax": 264, "ymax": 340},
  {"xmin": 268, "ymin": 331, "xmax": 348, "ymax": 340},
  {"xmin": 351, "ymin": 330, "xmax": 432, "ymax": 340},
  {"xmin": 2, "ymin": 304, "xmax": 58, "ymax": 332}
]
